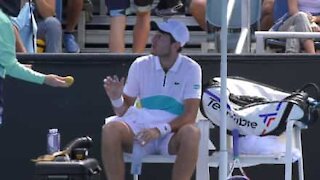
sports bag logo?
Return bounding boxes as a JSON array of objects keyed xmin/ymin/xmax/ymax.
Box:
[
  {"xmin": 259, "ymin": 102, "xmax": 282, "ymax": 134},
  {"xmin": 206, "ymin": 94, "xmax": 258, "ymax": 129}
]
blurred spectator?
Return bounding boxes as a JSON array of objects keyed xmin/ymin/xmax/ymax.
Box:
[
  {"xmin": 34, "ymin": 0, "xmax": 62, "ymax": 53},
  {"xmin": 105, "ymin": 0, "xmax": 207, "ymax": 53},
  {"xmin": 4, "ymin": 0, "xmax": 32, "ymax": 53},
  {"xmin": 273, "ymin": 0, "xmax": 288, "ymax": 21},
  {"xmin": 261, "ymin": 0, "xmax": 274, "ymax": 30},
  {"xmin": 11, "ymin": 1, "xmax": 37, "ymax": 53},
  {"xmin": 153, "ymin": 0, "xmax": 183, "ymax": 16},
  {"xmin": 63, "ymin": 0, "xmax": 83, "ymax": 53},
  {"xmin": 34, "ymin": 0, "xmax": 85, "ymax": 53},
  {"xmin": 188, "ymin": 0, "xmax": 206, "ymax": 30},
  {"xmin": 155, "ymin": 0, "xmax": 207, "ymax": 30},
  {"xmin": 13, "ymin": 23, "xmax": 28, "ymax": 52},
  {"xmin": 12, "ymin": 0, "xmax": 62, "ymax": 53},
  {"xmin": 271, "ymin": 0, "xmax": 320, "ymax": 53},
  {"xmin": 105, "ymin": 0, "xmax": 151, "ymax": 53},
  {"xmin": 13, "ymin": 0, "xmax": 83, "ymax": 53}
]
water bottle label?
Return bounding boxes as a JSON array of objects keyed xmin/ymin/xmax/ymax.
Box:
[{"xmin": 47, "ymin": 131, "xmax": 60, "ymax": 154}]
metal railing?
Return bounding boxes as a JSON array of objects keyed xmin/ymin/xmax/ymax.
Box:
[
  {"xmin": 255, "ymin": 31, "xmax": 320, "ymax": 53},
  {"xmin": 235, "ymin": 0, "xmax": 251, "ymax": 54}
]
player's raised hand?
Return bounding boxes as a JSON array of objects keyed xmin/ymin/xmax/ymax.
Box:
[{"xmin": 103, "ymin": 75, "xmax": 125, "ymax": 100}]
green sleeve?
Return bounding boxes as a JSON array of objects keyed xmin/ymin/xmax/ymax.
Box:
[
  {"xmin": 0, "ymin": 10, "xmax": 45, "ymax": 84},
  {"xmin": 6, "ymin": 60, "xmax": 45, "ymax": 84}
]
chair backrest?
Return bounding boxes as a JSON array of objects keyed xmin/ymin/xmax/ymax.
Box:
[
  {"xmin": 273, "ymin": 0, "xmax": 288, "ymax": 21},
  {"xmin": 206, "ymin": 0, "xmax": 261, "ymax": 29}
]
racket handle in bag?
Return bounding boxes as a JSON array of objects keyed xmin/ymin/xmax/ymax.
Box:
[{"xmin": 232, "ymin": 129, "xmax": 240, "ymax": 157}]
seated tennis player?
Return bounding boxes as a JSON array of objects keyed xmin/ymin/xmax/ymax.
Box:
[{"xmin": 101, "ymin": 19, "xmax": 202, "ymax": 180}]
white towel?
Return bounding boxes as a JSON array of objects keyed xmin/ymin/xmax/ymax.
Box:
[{"xmin": 238, "ymin": 135, "xmax": 301, "ymax": 162}]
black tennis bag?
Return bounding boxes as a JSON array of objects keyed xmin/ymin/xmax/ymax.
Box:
[{"xmin": 201, "ymin": 76, "xmax": 320, "ymax": 136}]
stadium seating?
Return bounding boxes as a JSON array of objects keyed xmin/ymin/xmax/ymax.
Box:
[{"xmin": 76, "ymin": 0, "xmax": 208, "ymax": 53}]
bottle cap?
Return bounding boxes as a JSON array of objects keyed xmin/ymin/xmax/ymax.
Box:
[{"xmin": 49, "ymin": 128, "xmax": 58, "ymax": 133}]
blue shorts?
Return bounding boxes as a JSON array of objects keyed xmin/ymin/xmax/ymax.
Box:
[{"xmin": 105, "ymin": 0, "xmax": 154, "ymax": 16}]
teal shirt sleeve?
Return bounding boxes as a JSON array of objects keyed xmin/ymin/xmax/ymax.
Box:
[{"xmin": 0, "ymin": 10, "xmax": 45, "ymax": 84}]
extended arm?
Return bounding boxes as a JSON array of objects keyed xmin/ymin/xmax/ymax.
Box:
[{"xmin": 0, "ymin": 16, "xmax": 69, "ymax": 87}]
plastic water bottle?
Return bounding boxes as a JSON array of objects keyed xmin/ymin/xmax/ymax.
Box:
[{"xmin": 47, "ymin": 128, "xmax": 61, "ymax": 154}]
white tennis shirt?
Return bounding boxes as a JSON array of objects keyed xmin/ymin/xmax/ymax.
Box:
[{"xmin": 124, "ymin": 54, "xmax": 202, "ymax": 116}]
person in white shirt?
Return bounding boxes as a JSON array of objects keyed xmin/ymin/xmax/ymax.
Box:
[{"xmin": 102, "ymin": 19, "xmax": 202, "ymax": 180}]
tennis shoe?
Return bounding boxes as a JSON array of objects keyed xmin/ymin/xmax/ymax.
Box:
[{"xmin": 63, "ymin": 33, "xmax": 80, "ymax": 53}]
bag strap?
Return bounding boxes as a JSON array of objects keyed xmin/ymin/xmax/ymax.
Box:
[
  {"xmin": 297, "ymin": 83, "xmax": 320, "ymax": 100},
  {"xmin": 28, "ymin": 0, "xmax": 36, "ymax": 52}
]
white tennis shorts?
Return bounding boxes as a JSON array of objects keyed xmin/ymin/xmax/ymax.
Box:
[{"xmin": 105, "ymin": 107, "xmax": 177, "ymax": 155}]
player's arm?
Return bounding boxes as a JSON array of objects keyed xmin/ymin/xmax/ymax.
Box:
[
  {"xmin": 168, "ymin": 98, "xmax": 200, "ymax": 132},
  {"xmin": 169, "ymin": 62, "xmax": 202, "ymax": 133},
  {"xmin": 136, "ymin": 98, "xmax": 200, "ymax": 145}
]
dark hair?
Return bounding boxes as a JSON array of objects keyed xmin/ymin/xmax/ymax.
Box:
[
  {"xmin": 158, "ymin": 29, "xmax": 182, "ymax": 52},
  {"xmin": 158, "ymin": 29, "xmax": 176, "ymax": 43}
]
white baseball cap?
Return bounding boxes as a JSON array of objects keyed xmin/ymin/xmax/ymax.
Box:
[{"xmin": 152, "ymin": 19, "xmax": 190, "ymax": 47}]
